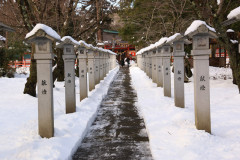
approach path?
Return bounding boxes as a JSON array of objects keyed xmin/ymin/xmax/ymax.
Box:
[{"xmin": 72, "ymin": 66, "xmax": 153, "ymax": 160}]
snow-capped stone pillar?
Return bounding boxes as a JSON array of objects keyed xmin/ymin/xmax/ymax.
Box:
[
  {"xmin": 156, "ymin": 47, "xmax": 163, "ymax": 87},
  {"xmin": 137, "ymin": 54, "xmax": 142, "ymax": 69},
  {"xmin": 113, "ymin": 54, "xmax": 116, "ymax": 69},
  {"xmin": 112, "ymin": 54, "xmax": 116, "ymax": 69},
  {"xmin": 88, "ymin": 49, "xmax": 95, "ymax": 91},
  {"xmin": 146, "ymin": 52, "xmax": 150, "ymax": 77},
  {"xmin": 136, "ymin": 54, "xmax": 139, "ymax": 67},
  {"xmin": 56, "ymin": 37, "xmax": 77, "ymax": 114},
  {"xmin": 94, "ymin": 50, "xmax": 100, "ymax": 85},
  {"xmin": 139, "ymin": 54, "xmax": 143, "ymax": 69},
  {"xmin": 172, "ymin": 40, "xmax": 185, "ymax": 108},
  {"xmin": 149, "ymin": 51, "xmax": 153, "ymax": 79},
  {"xmin": 143, "ymin": 52, "xmax": 146, "ymax": 72},
  {"xmin": 109, "ymin": 54, "xmax": 113, "ymax": 70},
  {"xmin": 142, "ymin": 53, "xmax": 145, "ymax": 71},
  {"xmin": 113, "ymin": 55, "xmax": 117, "ymax": 68},
  {"xmin": 25, "ymin": 26, "xmax": 61, "ymax": 138},
  {"xmin": 99, "ymin": 51, "xmax": 104, "ymax": 80},
  {"xmin": 185, "ymin": 22, "xmax": 216, "ymax": 133},
  {"xmin": 152, "ymin": 49, "xmax": 157, "ymax": 83},
  {"xmin": 77, "ymin": 46, "xmax": 88, "ymax": 101},
  {"xmin": 102, "ymin": 52, "xmax": 105, "ymax": 77},
  {"xmin": 162, "ymin": 45, "xmax": 172, "ymax": 97},
  {"xmin": 192, "ymin": 35, "xmax": 211, "ymax": 133},
  {"xmin": 137, "ymin": 54, "xmax": 141, "ymax": 69},
  {"xmin": 106, "ymin": 52, "xmax": 110, "ymax": 73},
  {"xmin": 106, "ymin": 52, "xmax": 109, "ymax": 74}
]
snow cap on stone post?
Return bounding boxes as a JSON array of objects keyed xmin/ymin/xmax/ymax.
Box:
[
  {"xmin": 156, "ymin": 37, "xmax": 168, "ymax": 54},
  {"xmin": 166, "ymin": 33, "xmax": 191, "ymax": 45},
  {"xmin": 56, "ymin": 36, "xmax": 80, "ymax": 48},
  {"xmin": 77, "ymin": 40, "xmax": 91, "ymax": 49},
  {"xmin": 155, "ymin": 37, "xmax": 168, "ymax": 48},
  {"xmin": 227, "ymin": 6, "xmax": 240, "ymax": 20},
  {"xmin": 184, "ymin": 20, "xmax": 217, "ymax": 38},
  {"xmin": 25, "ymin": 23, "xmax": 61, "ymax": 42},
  {"xmin": 166, "ymin": 33, "xmax": 191, "ymax": 50}
]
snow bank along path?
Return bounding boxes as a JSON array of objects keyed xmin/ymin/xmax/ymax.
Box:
[
  {"xmin": 130, "ymin": 66, "xmax": 240, "ymax": 160},
  {"xmin": 0, "ymin": 67, "xmax": 119, "ymax": 160}
]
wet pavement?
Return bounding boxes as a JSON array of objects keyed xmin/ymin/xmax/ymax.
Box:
[{"xmin": 72, "ymin": 67, "xmax": 153, "ymax": 160}]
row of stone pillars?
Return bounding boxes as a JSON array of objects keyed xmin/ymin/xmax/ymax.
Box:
[
  {"xmin": 136, "ymin": 22, "xmax": 217, "ymax": 134},
  {"xmin": 25, "ymin": 25, "xmax": 117, "ymax": 138}
]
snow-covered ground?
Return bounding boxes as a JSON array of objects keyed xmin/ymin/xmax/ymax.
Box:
[
  {"xmin": 130, "ymin": 65, "xmax": 240, "ymax": 160},
  {"xmin": 1, "ymin": 65, "xmax": 240, "ymax": 160},
  {"xmin": 0, "ymin": 67, "xmax": 119, "ymax": 160}
]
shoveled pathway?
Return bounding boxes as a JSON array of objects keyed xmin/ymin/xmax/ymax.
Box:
[{"xmin": 72, "ymin": 67, "xmax": 152, "ymax": 160}]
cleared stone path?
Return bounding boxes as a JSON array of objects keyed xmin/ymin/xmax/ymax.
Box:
[{"xmin": 72, "ymin": 67, "xmax": 152, "ymax": 160}]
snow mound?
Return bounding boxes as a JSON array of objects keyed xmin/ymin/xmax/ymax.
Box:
[
  {"xmin": 25, "ymin": 23, "xmax": 61, "ymax": 40},
  {"xmin": 184, "ymin": 20, "xmax": 216, "ymax": 36},
  {"xmin": 16, "ymin": 67, "xmax": 30, "ymax": 75},
  {"xmin": 227, "ymin": 29, "xmax": 234, "ymax": 32},
  {"xmin": 230, "ymin": 39, "xmax": 238, "ymax": 44},
  {"xmin": 0, "ymin": 35, "xmax": 6, "ymax": 41},
  {"xmin": 227, "ymin": 6, "xmax": 240, "ymax": 20},
  {"xmin": 209, "ymin": 67, "xmax": 232, "ymax": 80}
]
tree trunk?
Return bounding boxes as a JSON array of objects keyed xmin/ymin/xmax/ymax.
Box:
[
  {"xmin": 23, "ymin": 45, "xmax": 37, "ymax": 97},
  {"xmin": 53, "ymin": 49, "xmax": 64, "ymax": 85},
  {"xmin": 228, "ymin": 43, "xmax": 240, "ymax": 92},
  {"xmin": 231, "ymin": 66, "xmax": 237, "ymax": 85},
  {"xmin": 213, "ymin": 16, "xmax": 240, "ymax": 93},
  {"xmin": 75, "ymin": 59, "xmax": 79, "ymax": 77}
]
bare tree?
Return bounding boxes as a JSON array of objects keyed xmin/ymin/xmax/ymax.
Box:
[{"xmin": 0, "ymin": 0, "xmax": 117, "ymax": 96}]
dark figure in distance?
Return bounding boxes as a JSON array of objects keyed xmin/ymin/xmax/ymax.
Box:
[
  {"xmin": 126, "ymin": 56, "xmax": 130, "ymax": 67},
  {"xmin": 121, "ymin": 55, "xmax": 125, "ymax": 67}
]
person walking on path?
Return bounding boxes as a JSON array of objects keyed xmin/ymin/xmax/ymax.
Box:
[
  {"xmin": 125, "ymin": 56, "xmax": 130, "ymax": 67},
  {"xmin": 120, "ymin": 54, "xmax": 125, "ymax": 67}
]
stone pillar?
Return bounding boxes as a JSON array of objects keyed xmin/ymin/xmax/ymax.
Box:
[
  {"xmin": 162, "ymin": 45, "xmax": 171, "ymax": 97},
  {"xmin": 106, "ymin": 53, "xmax": 110, "ymax": 73},
  {"xmin": 109, "ymin": 54, "xmax": 112, "ymax": 70},
  {"xmin": 94, "ymin": 51, "xmax": 100, "ymax": 85},
  {"xmin": 191, "ymin": 35, "xmax": 211, "ymax": 133},
  {"xmin": 146, "ymin": 52, "xmax": 150, "ymax": 77},
  {"xmin": 34, "ymin": 39, "xmax": 54, "ymax": 138},
  {"xmin": 152, "ymin": 50, "xmax": 157, "ymax": 83},
  {"xmin": 173, "ymin": 41, "xmax": 185, "ymax": 108},
  {"xmin": 149, "ymin": 51, "xmax": 152, "ymax": 79},
  {"xmin": 156, "ymin": 47, "xmax": 163, "ymax": 87},
  {"xmin": 88, "ymin": 49, "xmax": 95, "ymax": 91},
  {"xmin": 62, "ymin": 44, "xmax": 76, "ymax": 113},
  {"xmin": 99, "ymin": 52, "xmax": 104, "ymax": 80},
  {"xmin": 105, "ymin": 53, "xmax": 108, "ymax": 74},
  {"xmin": 143, "ymin": 53, "xmax": 146, "ymax": 73},
  {"xmin": 102, "ymin": 52, "xmax": 105, "ymax": 77},
  {"xmin": 142, "ymin": 54, "xmax": 145, "ymax": 71},
  {"xmin": 112, "ymin": 54, "xmax": 116, "ymax": 69},
  {"xmin": 112, "ymin": 54, "xmax": 115, "ymax": 69},
  {"xmin": 77, "ymin": 47, "xmax": 88, "ymax": 101},
  {"xmin": 137, "ymin": 55, "xmax": 141, "ymax": 69}
]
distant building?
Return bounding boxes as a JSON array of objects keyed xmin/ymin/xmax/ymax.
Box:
[{"xmin": 99, "ymin": 29, "xmax": 136, "ymax": 60}]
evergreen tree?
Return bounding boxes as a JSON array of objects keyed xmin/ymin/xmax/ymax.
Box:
[{"xmin": 119, "ymin": 0, "xmax": 240, "ymax": 92}]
